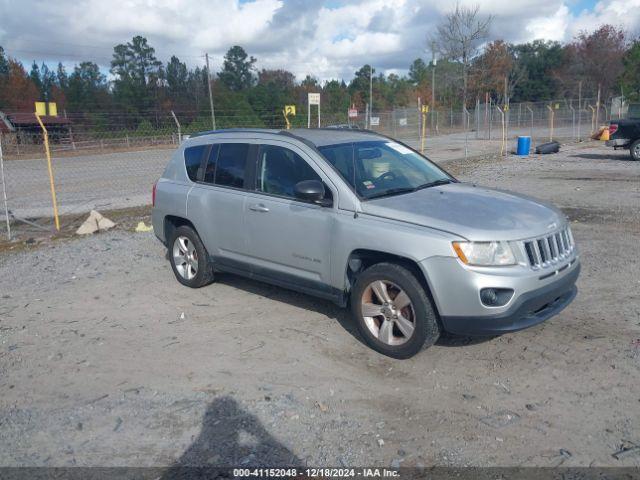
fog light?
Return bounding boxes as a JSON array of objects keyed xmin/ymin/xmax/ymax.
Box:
[{"xmin": 480, "ymin": 288, "xmax": 514, "ymax": 307}]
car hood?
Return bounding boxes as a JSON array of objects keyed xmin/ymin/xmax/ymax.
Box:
[{"xmin": 360, "ymin": 182, "xmax": 566, "ymax": 241}]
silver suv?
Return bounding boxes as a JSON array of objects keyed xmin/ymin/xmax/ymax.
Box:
[{"xmin": 152, "ymin": 129, "xmax": 580, "ymax": 358}]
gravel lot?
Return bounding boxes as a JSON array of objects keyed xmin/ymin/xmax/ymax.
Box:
[{"xmin": 0, "ymin": 143, "xmax": 639, "ymax": 468}]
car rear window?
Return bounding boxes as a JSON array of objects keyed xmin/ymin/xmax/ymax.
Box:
[{"xmin": 184, "ymin": 145, "xmax": 207, "ymax": 181}]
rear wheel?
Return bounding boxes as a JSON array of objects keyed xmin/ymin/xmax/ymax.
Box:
[
  {"xmin": 630, "ymin": 140, "xmax": 640, "ymax": 161},
  {"xmin": 351, "ymin": 263, "xmax": 440, "ymax": 359},
  {"xmin": 169, "ymin": 225, "xmax": 214, "ymax": 288}
]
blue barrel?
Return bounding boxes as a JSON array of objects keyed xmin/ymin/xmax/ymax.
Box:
[{"xmin": 516, "ymin": 136, "xmax": 531, "ymax": 155}]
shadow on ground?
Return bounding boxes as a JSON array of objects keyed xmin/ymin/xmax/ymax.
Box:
[
  {"xmin": 214, "ymin": 271, "xmax": 364, "ymax": 343},
  {"xmin": 161, "ymin": 396, "xmax": 301, "ymax": 478},
  {"xmin": 214, "ymin": 272, "xmax": 497, "ymax": 351},
  {"xmin": 569, "ymin": 152, "xmax": 633, "ymax": 161}
]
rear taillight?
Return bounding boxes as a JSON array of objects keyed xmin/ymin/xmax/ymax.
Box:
[
  {"xmin": 152, "ymin": 181, "xmax": 157, "ymax": 206},
  {"xmin": 609, "ymin": 123, "xmax": 618, "ymax": 135}
]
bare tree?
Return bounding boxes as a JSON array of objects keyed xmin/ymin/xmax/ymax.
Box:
[{"xmin": 435, "ymin": 3, "xmax": 492, "ymax": 110}]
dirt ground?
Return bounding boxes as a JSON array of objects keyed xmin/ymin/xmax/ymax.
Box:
[{"xmin": 0, "ymin": 143, "xmax": 639, "ymax": 468}]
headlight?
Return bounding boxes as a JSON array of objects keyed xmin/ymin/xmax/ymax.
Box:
[{"xmin": 452, "ymin": 241, "xmax": 516, "ymax": 266}]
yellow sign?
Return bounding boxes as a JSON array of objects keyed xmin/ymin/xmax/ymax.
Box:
[
  {"xmin": 421, "ymin": 105, "xmax": 429, "ymax": 113},
  {"xmin": 504, "ymin": 105, "xmax": 509, "ymax": 112},
  {"xmin": 34, "ymin": 102, "xmax": 58, "ymax": 116},
  {"xmin": 284, "ymin": 105, "xmax": 296, "ymax": 116},
  {"xmin": 554, "ymin": 103, "xmax": 560, "ymax": 110},
  {"xmin": 35, "ymin": 102, "xmax": 47, "ymax": 116}
]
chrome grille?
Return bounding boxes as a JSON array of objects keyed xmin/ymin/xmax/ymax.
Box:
[{"xmin": 523, "ymin": 226, "xmax": 574, "ymax": 268}]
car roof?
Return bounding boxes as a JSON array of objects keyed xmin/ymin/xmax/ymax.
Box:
[
  {"xmin": 189, "ymin": 128, "xmax": 384, "ymax": 148},
  {"xmin": 286, "ymin": 128, "xmax": 381, "ymax": 147}
]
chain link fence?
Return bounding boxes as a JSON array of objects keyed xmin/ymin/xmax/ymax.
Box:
[{"xmin": 0, "ymin": 96, "xmax": 618, "ymax": 240}]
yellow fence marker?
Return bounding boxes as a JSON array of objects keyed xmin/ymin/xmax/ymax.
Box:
[
  {"xmin": 283, "ymin": 105, "xmax": 296, "ymax": 130},
  {"xmin": 35, "ymin": 113, "xmax": 60, "ymax": 231}
]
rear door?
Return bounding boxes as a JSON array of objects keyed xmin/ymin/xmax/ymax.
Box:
[
  {"xmin": 187, "ymin": 142, "xmax": 255, "ymax": 269},
  {"xmin": 244, "ymin": 141, "xmax": 337, "ymax": 294}
]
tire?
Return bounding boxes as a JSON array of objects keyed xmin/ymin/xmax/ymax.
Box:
[
  {"xmin": 168, "ymin": 225, "xmax": 214, "ymax": 288},
  {"xmin": 630, "ymin": 140, "xmax": 640, "ymax": 161},
  {"xmin": 535, "ymin": 141, "xmax": 560, "ymax": 154},
  {"xmin": 350, "ymin": 262, "xmax": 440, "ymax": 359}
]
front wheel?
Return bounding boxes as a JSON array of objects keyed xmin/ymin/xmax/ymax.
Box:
[
  {"xmin": 630, "ymin": 140, "xmax": 640, "ymax": 161},
  {"xmin": 169, "ymin": 225, "xmax": 214, "ymax": 288},
  {"xmin": 350, "ymin": 263, "xmax": 440, "ymax": 359}
]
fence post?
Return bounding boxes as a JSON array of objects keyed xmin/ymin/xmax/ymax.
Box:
[
  {"xmin": 496, "ymin": 106, "xmax": 506, "ymax": 157},
  {"xmin": 0, "ymin": 135, "xmax": 11, "ymax": 240},
  {"xmin": 588, "ymin": 105, "xmax": 595, "ymax": 134},
  {"xmin": 171, "ymin": 110, "xmax": 182, "ymax": 143},
  {"xmin": 526, "ymin": 106, "xmax": 534, "ymax": 147},
  {"xmin": 577, "ymin": 101, "xmax": 582, "ymax": 142},
  {"xmin": 569, "ymin": 105, "xmax": 576, "ymax": 142},
  {"xmin": 518, "ymin": 103, "xmax": 522, "ymax": 128},
  {"xmin": 463, "ymin": 108, "xmax": 470, "ymax": 160},
  {"xmin": 546, "ymin": 105, "xmax": 554, "ymax": 142},
  {"xmin": 35, "ymin": 114, "xmax": 60, "ymax": 231},
  {"xmin": 420, "ymin": 106, "xmax": 427, "ymax": 154},
  {"xmin": 488, "ymin": 99, "xmax": 492, "ymax": 141},
  {"xmin": 475, "ymin": 99, "xmax": 480, "ymax": 140}
]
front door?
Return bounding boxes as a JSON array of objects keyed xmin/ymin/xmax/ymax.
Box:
[{"xmin": 244, "ymin": 141, "xmax": 336, "ymax": 295}]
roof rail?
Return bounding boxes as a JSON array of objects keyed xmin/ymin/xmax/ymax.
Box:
[{"xmin": 190, "ymin": 128, "xmax": 279, "ymax": 138}]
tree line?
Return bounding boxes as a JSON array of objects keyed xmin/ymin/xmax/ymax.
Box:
[{"xmin": 0, "ymin": 8, "xmax": 638, "ymax": 132}]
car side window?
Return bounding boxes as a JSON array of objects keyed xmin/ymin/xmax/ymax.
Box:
[
  {"xmin": 215, "ymin": 143, "xmax": 249, "ymax": 188},
  {"xmin": 256, "ymin": 145, "xmax": 327, "ymax": 200},
  {"xmin": 202, "ymin": 144, "xmax": 220, "ymax": 184},
  {"xmin": 184, "ymin": 145, "xmax": 207, "ymax": 181},
  {"xmin": 201, "ymin": 143, "xmax": 248, "ymax": 188}
]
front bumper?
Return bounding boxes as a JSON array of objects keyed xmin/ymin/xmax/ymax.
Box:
[
  {"xmin": 420, "ymin": 253, "xmax": 580, "ymax": 336},
  {"xmin": 440, "ymin": 263, "xmax": 579, "ymax": 335}
]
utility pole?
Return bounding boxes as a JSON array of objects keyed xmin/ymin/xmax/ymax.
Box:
[
  {"xmin": 578, "ymin": 80, "xmax": 582, "ymax": 141},
  {"xmin": 369, "ymin": 65, "xmax": 373, "ymax": 128},
  {"xmin": 205, "ymin": 53, "xmax": 217, "ymax": 130}
]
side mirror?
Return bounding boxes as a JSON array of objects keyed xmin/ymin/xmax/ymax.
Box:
[{"xmin": 294, "ymin": 180, "xmax": 331, "ymax": 206}]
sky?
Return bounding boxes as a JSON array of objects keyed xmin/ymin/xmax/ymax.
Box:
[{"xmin": 0, "ymin": 0, "xmax": 638, "ymax": 81}]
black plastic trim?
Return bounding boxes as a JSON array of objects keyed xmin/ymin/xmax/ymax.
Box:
[{"xmin": 212, "ymin": 256, "xmax": 347, "ymax": 307}]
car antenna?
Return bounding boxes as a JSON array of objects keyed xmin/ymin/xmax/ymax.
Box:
[{"xmin": 352, "ymin": 143, "xmax": 360, "ymax": 218}]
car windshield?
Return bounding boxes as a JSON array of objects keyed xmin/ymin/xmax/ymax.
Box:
[{"xmin": 317, "ymin": 140, "xmax": 454, "ymax": 199}]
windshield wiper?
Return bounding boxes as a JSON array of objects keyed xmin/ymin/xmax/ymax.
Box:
[
  {"xmin": 413, "ymin": 178, "xmax": 453, "ymax": 190},
  {"xmin": 364, "ymin": 179, "xmax": 454, "ymax": 200},
  {"xmin": 365, "ymin": 187, "xmax": 417, "ymax": 200}
]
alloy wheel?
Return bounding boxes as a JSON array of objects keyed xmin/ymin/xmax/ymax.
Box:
[
  {"xmin": 173, "ymin": 235, "xmax": 198, "ymax": 280},
  {"xmin": 361, "ymin": 280, "xmax": 416, "ymax": 346}
]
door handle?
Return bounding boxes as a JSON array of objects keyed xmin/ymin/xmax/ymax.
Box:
[{"xmin": 249, "ymin": 204, "xmax": 269, "ymax": 213}]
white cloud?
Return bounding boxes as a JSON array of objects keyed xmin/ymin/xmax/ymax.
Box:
[
  {"xmin": 0, "ymin": 0, "xmax": 635, "ymax": 81},
  {"xmin": 568, "ymin": 0, "xmax": 640, "ymax": 38},
  {"xmin": 525, "ymin": 4, "xmax": 571, "ymax": 42}
]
